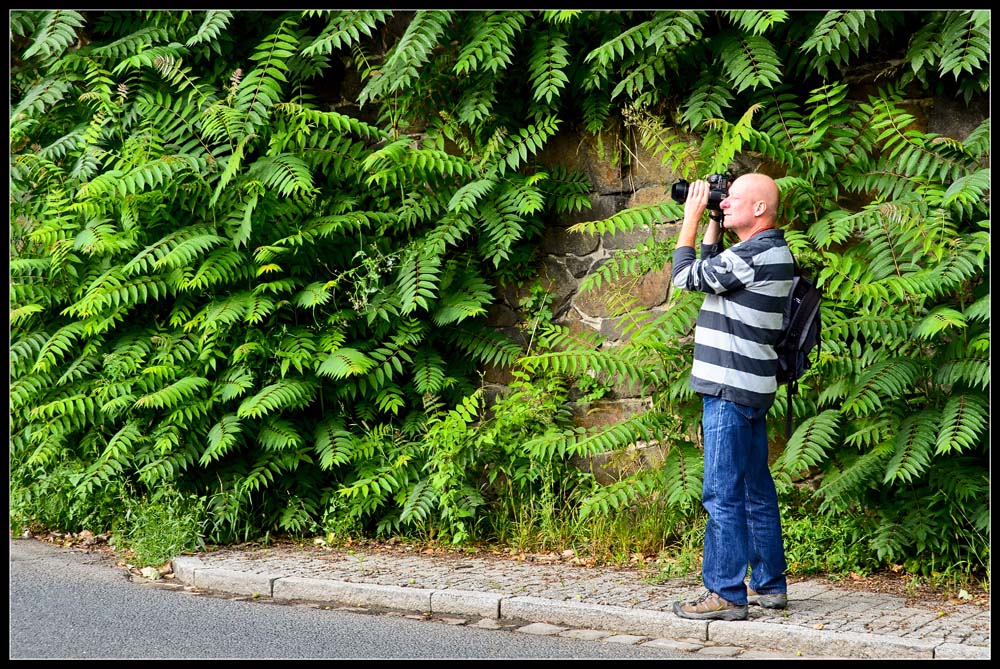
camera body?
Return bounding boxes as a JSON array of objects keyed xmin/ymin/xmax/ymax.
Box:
[{"xmin": 670, "ymin": 173, "xmax": 732, "ymax": 212}]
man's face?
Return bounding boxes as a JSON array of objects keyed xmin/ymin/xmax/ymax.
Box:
[{"xmin": 720, "ymin": 176, "xmax": 756, "ymax": 231}]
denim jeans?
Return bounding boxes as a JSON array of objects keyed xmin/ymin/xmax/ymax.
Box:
[{"xmin": 700, "ymin": 395, "xmax": 787, "ymax": 605}]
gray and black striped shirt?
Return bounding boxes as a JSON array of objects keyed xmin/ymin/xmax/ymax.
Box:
[{"xmin": 671, "ymin": 229, "xmax": 794, "ymax": 409}]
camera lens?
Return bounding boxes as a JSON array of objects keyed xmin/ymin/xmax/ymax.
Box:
[{"xmin": 670, "ymin": 180, "xmax": 689, "ymax": 204}]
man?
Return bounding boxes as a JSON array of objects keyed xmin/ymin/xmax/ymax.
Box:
[{"xmin": 669, "ymin": 173, "xmax": 793, "ymax": 621}]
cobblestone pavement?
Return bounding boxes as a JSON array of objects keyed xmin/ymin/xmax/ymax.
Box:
[{"xmin": 169, "ymin": 544, "xmax": 990, "ymax": 660}]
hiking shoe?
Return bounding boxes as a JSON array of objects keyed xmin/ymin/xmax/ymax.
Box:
[
  {"xmin": 747, "ymin": 587, "xmax": 788, "ymax": 609},
  {"xmin": 672, "ymin": 590, "xmax": 748, "ymax": 621}
]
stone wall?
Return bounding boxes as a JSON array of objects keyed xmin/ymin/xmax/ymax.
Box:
[{"xmin": 480, "ymin": 95, "xmax": 988, "ymax": 474}]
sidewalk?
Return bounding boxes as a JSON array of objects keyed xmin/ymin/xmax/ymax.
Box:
[{"xmin": 169, "ymin": 542, "xmax": 989, "ymax": 660}]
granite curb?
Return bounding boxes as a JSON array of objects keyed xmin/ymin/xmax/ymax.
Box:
[{"xmin": 170, "ymin": 553, "xmax": 990, "ymax": 660}]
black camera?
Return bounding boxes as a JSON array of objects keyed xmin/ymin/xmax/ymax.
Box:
[{"xmin": 670, "ymin": 173, "xmax": 732, "ymax": 212}]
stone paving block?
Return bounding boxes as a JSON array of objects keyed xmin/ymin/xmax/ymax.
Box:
[
  {"xmin": 515, "ymin": 622, "xmax": 566, "ymax": 635},
  {"xmin": 696, "ymin": 645, "xmax": 742, "ymax": 656},
  {"xmin": 559, "ymin": 629, "xmax": 614, "ymax": 641},
  {"xmin": 467, "ymin": 619, "xmax": 506, "ymax": 630},
  {"xmin": 640, "ymin": 638, "xmax": 704, "ymax": 652},
  {"xmin": 740, "ymin": 649, "xmax": 824, "ymax": 659},
  {"xmin": 785, "ymin": 582, "xmax": 833, "ymax": 600},
  {"xmin": 436, "ymin": 617, "xmax": 467, "ymax": 625},
  {"xmin": 604, "ymin": 634, "xmax": 649, "ymax": 645},
  {"xmin": 934, "ymin": 643, "xmax": 990, "ymax": 660},
  {"xmin": 710, "ymin": 621, "xmax": 936, "ymax": 659}
]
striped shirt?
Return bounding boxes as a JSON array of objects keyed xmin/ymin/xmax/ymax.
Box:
[{"xmin": 671, "ymin": 229, "xmax": 794, "ymax": 409}]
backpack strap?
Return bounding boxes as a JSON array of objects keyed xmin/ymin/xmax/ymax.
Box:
[
  {"xmin": 785, "ymin": 379, "xmax": 796, "ymax": 440},
  {"xmin": 785, "ymin": 252, "xmax": 799, "ymax": 441}
]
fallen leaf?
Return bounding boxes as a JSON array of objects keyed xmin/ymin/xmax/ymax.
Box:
[{"xmin": 140, "ymin": 566, "xmax": 162, "ymax": 580}]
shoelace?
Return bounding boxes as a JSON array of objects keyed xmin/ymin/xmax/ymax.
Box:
[{"xmin": 690, "ymin": 589, "xmax": 715, "ymax": 604}]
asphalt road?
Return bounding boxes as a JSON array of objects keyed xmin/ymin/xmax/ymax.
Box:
[{"xmin": 9, "ymin": 537, "xmax": 701, "ymax": 660}]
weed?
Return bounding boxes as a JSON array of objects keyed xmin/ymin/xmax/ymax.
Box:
[{"xmin": 113, "ymin": 487, "xmax": 206, "ymax": 568}]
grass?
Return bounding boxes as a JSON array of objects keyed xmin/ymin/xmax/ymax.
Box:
[{"xmin": 112, "ymin": 487, "xmax": 206, "ymax": 568}]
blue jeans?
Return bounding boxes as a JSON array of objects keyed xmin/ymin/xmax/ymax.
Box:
[{"xmin": 700, "ymin": 395, "xmax": 787, "ymax": 605}]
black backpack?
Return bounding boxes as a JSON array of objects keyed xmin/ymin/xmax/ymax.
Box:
[{"xmin": 775, "ymin": 263, "xmax": 822, "ymax": 439}]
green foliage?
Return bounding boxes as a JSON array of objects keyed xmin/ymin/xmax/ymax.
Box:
[
  {"xmin": 113, "ymin": 487, "xmax": 207, "ymax": 568},
  {"xmin": 9, "ymin": 9, "xmax": 988, "ymax": 587},
  {"xmin": 780, "ymin": 496, "xmax": 884, "ymax": 576},
  {"xmin": 10, "ymin": 460, "xmax": 125, "ymax": 534}
]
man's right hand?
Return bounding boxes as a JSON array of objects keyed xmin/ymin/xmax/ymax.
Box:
[
  {"xmin": 675, "ymin": 179, "xmax": 713, "ymax": 249},
  {"xmin": 683, "ymin": 179, "xmax": 710, "ymax": 223}
]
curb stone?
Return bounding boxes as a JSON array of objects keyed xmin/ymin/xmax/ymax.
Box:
[{"xmin": 169, "ymin": 553, "xmax": 990, "ymax": 660}]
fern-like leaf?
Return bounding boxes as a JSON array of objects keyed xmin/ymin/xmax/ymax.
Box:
[
  {"xmin": 20, "ymin": 10, "xmax": 86, "ymax": 63},
  {"xmin": 815, "ymin": 443, "xmax": 894, "ymax": 514},
  {"xmin": 396, "ymin": 246, "xmax": 442, "ymax": 315},
  {"xmin": 453, "ymin": 11, "xmax": 525, "ymax": 75},
  {"xmin": 215, "ymin": 366, "xmax": 255, "ymax": 402},
  {"xmin": 911, "ymin": 307, "xmax": 966, "ymax": 340},
  {"xmin": 31, "ymin": 321, "xmax": 85, "ymax": 374},
  {"xmin": 527, "ymin": 28, "xmax": 570, "ymax": 104},
  {"xmin": 317, "ymin": 347, "xmax": 377, "ymax": 379},
  {"xmin": 842, "ymin": 359, "xmax": 922, "ymax": 418},
  {"xmin": 185, "ymin": 10, "xmax": 234, "ymax": 49},
  {"xmin": 10, "ymin": 79, "xmax": 75, "ymax": 133},
  {"xmin": 936, "ymin": 10, "xmax": 990, "ymax": 80},
  {"xmin": 134, "ymin": 376, "xmax": 210, "ymax": 410},
  {"xmin": 934, "ymin": 393, "xmax": 988, "ymax": 456},
  {"xmin": 771, "ymin": 410, "xmax": 841, "ymax": 491},
  {"xmin": 578, "ymin": 471, "xmax": 655, "ymax": 520},
  {"xmin": 313, "ymin": 418, "xmax": 355, "ymax": 469},
  {"xmin": 293, "ymin": 280, "xmax": 336, "ymax": 309},
  {"xmin": 358, "ymin": 10, "xmax": 454, "ymax": 107},
  {"xmin": 447, "ymin": 178, "xmax": 496, "ymax": 214},
  {"xmin": 201, "ymin": 414, "xmax": 243, "ymax": 465},
  {"xmin": 412, "ymin": 348, "xmax": 446, "ymax": 394},
  {"xmin": 717, "ymin": 32, "xmax": 783, "ymax": 94},
  {"xmin": 258, "ymin": 417, "xmax": 305, "ymax": 451},
  {"xmin": 568, "ymin": 202, "xmax": 677, "ymax": 238},
  {"xmin": 235, "ymin": 18, "xmax": 299, "ymax": 128},
  {"xmin": 237, "ymin": 379, "xmax": 317, "ymax": 419},
  {"xmin": 399, "ymin": 477, "xmax": 437, "ymax": 524},
  {"xmin": 301, "ymin": 10, "xmax": 392, "ymax": 56},
  {"xmin": 726, "ymin": 10, "xmax": 789, "ymax": 35},
  {"xmin": 884, "ymin": 410, "xmax": 937, "ymax": 484},
  {"xmin": 499, "ymin": 115, "xmax": 560, "ymax": 176}
]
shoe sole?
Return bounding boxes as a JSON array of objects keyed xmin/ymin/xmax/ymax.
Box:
[
  {"xmin": 748, "ymin": 595, "xmax": 787, "ymax": 609},
  {"xmin": 672, "ymin": 601, "xmax": 748, "ymax": 621}
]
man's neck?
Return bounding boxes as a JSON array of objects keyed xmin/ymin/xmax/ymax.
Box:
[{"xmin": 736, "ymin": 221, "xmax": 775, "ymax": 242}]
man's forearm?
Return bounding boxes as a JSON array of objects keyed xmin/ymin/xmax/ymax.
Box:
[
  {"xmin": 676, "ymin": 212, "xmax": 722, "ymax": 249},
  {"xmin": 675, "ymin": 212, "xmax": 700, "ymax": 249}
]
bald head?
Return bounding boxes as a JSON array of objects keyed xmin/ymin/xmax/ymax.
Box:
[
  {"xmin": 739, "ymin": 173, "xmax": 779, "ymax": 222},
  {"xmin": 720, "ymin": 173, "xmax": 781, "ymax": 240}
]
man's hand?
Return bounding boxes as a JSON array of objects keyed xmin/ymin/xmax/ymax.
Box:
[
  {"xmin": 684, "ymin": 180, "xmax": 710, "ymax": 222},
  {"xmin": 675, "ymin": 179, "xmax": 714, "ymax": 249}
]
